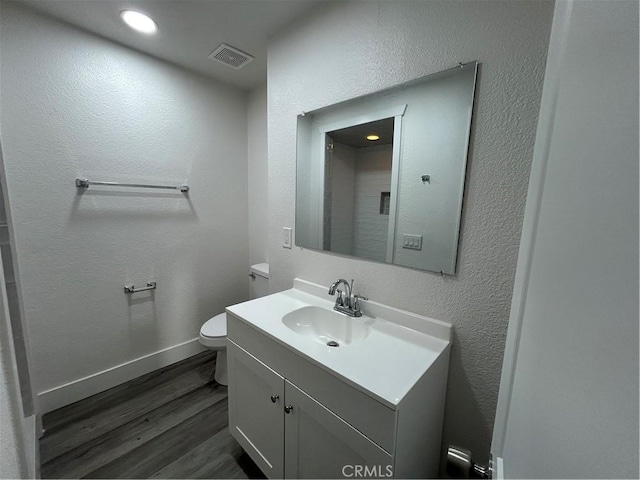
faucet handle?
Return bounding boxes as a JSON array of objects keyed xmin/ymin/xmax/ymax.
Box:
[
  {"xmin": 352, "ymin": 294, "xmax": 368, "ymax": 312},
  {"xmin": 335, "ymin": 289, "xmax": 344, "ymax": 306}
]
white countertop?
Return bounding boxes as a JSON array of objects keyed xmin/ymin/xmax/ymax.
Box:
[{"xmin": 226, "ymin": 279, "xmax": 452, "ymax": 408}]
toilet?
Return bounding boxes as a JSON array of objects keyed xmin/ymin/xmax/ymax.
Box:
[{"xmin": 199, "ymin": 263, "xmax": 270, "ymax": 385}]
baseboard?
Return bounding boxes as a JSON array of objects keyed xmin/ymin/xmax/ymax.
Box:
[
  {"xmin": 38, "ymin": 338, "xmax": 206, "ymax": 414},
  {"xmin": 493, "ymin": 456, "xmax": 504, "ymax": 480}
]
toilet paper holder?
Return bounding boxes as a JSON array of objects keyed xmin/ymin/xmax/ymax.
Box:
[
  {"xmin": 446, "ymin": 446, "xmax": 492, "ymax": 479},
  {"xmin": 124, "ymin": 282, "xmax": 157, "ymax": 294}
]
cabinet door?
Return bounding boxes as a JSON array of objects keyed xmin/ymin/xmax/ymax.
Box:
[
  {"xmin": 228, "ymin": 341, "xmax": 285, "ymax": 478},
  {"xmin": 284, "ymin": 380, "xmax": 393, "ymax": 479}
]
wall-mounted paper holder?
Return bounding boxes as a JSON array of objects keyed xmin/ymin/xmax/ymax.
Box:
[{"xmin": 124, "ymin": 282, "xmax": 156, "ymax": 294}]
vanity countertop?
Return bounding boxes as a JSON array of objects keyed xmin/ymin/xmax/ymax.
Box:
[{"xmin": 226, "ymin": 278, "xmax": 452, "ymax": 409}]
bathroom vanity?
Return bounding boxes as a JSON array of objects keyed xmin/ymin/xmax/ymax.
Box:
[{"xmin": 225, "ymin": 279, "xmax": 452, "ymax": 479}]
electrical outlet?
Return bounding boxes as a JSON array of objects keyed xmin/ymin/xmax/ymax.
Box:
[
  {"xmin": 283, "ymin": 227, "xmax": 292, "ymax": 249},
  {"xmin": 402, "ymin": 234, "xmax": 422, "ymax": 250}
]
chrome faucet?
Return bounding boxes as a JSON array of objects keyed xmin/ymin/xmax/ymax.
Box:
[
  {"xmin": 328, "ymin": 278, "xmax": 367, "ymax": 317},
  {"xmin": 329, "ymin": 278, "xmax": 351, "ymax": 307}
]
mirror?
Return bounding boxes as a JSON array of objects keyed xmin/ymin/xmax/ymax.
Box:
[{"xmin": 296, "ymin": 62, "xmax": 477, "ymax": 274}]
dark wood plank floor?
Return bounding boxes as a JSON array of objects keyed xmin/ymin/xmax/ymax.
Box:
[{"xmin": 40, "ymin": 351, "xmax": 266, "ymax": 479}]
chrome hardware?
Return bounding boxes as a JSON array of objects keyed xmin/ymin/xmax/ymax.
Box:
[
  {"xmin": 249, "ymin": 272, "xmax": 256, "ymax": 279},
  {"xmin": 76, "ymin": 178, "xmax": 189, "ymax": 193},
  {"xmin": 270, "ymin": 394, "xmax": 279, "ymax": 403},
  {"xmin": 335, "ymin": 290, "xmax": 344, "ymax": 306},
  {"xmin": 124, "ymin": 282, "xmax": 156, "ymax": 294},
  {"xmin": 352, "ymin": 294, "xmax": 368, "ymax": 313},
  {"xmin": 328, "ymin": 278, "xmax": 351, "ymax": 299},
  {"xmin": 328, "ymin": 278, "xmax": 366, "ymax": 317},
  {"xmin": 446, "ymin": 446, "xmax": 492, "ymax": 479},
  {"xmin": 284, "ymin": 405, "xmax": 293, "ymax": 414}
]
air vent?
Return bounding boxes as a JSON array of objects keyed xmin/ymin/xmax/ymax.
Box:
[{"xmin": 208, "ymin": 43, "xmax": 254, "ymax": 70}]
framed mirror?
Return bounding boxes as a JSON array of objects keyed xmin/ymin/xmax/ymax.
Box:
[{"xmin": 296, "ymin": 62, "xmax": 477, "ymax": 274}]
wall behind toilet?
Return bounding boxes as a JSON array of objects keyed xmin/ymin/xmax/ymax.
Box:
[
  {"xmin": 247, "ymin": 86, "xmax": 269, "ymax": 266},
  {"xmin": 267, "ymin": 0, "xmax": 554, "ymax": 465},
  {"xmin": 0, "ymin": 3, "xmax": 249, "ymax": 412}
]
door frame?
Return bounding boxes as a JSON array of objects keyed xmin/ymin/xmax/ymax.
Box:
[{"xmin": 490, "ymin": 0, "xmax": 573, "ymax": 462}]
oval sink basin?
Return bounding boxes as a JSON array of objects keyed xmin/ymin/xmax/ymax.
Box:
[{"xmin": 282, "ymin": 306, "xmax": 372, "ymax": 347}]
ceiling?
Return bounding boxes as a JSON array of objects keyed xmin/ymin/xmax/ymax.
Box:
[
  {"xmin": 328, "ymin": 118, "xmax": 395, "ymax": 149},
  {"xmin": 14, "ymin": 0, "xmax": 322, "ymax": 91}
]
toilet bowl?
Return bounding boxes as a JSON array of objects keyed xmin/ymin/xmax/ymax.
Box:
[
  {"xmin": 199, "ymin": 312, "xmax": 228, "ymax": 384},
  {"xmin": 199, "ymin": 263, "xmax": 270, "ymax": 386}
]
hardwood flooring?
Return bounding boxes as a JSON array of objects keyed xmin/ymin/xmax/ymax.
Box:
[{"xmin": 40, "ymin": 351, "xmax": 265, "ymax": 479}]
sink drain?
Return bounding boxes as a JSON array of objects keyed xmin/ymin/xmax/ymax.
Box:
[{"xmin": 326, "ymin": 340, "xmax": 340, "ymax": 347}]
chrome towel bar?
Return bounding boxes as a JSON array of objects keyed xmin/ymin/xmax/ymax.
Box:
[
  {"xmin": 76, "ymin": 178, "xmax": 189, "ymax": 193},
  {"xmin": 124, "ymin": 282, "xmax": 157, "ymax": 294}
]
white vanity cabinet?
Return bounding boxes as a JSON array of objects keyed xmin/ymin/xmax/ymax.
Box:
[
  {"xmin": 227, "ymin": 341, "xmax": 285, "ymax": 478},
  {"xmin": 226, "ymin": 302, "xmax": 451, "ymax": 480},
  {"xmin": 228, "ymin": 341, "xmax": 392, "ymax": 479}
]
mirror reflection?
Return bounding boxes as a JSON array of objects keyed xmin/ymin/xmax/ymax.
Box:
[
  {"xmin": 324, "ymin": 118, "xmax": 395, "ymax": 262},
  {"xmin": 296, "ymin": 62, "xmax": 477, "ymax": 274}
]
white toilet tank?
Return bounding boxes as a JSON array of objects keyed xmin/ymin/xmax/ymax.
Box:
[{"xmin": 249, "ymin": 263, "xmax": 269, "ymax": 299}]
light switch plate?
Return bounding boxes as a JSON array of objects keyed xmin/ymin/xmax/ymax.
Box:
[
  {"xmin": 283, "ymin": 227, "xmax": 292, "ymax": 249},
  {"xmin": 402, "ymin": 234, "xmax": 422, "ymax": 250}
]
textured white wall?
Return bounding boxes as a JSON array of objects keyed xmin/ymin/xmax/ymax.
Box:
[
  {"xmin": 500, "ymin": 1, "xmax": 639, "ymax": 477},
  {"xmin": 248, "ymin": 86, "xmax": 269, "ymax": 266},
  {"xmin": 353, "ymin": 145, "xmax": 391, "ymax": 263},
  {"xmin": 0, "ymin": 4, "xmax": 249, "ymax": 403},
  {"xmin": 268, "ymin": 0, "xmax": 553, "ymax": 464}
]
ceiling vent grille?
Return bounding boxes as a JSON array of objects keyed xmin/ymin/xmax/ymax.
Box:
[{"xmin": 208, "ymin": 44, "xmax": 254, "ymax": 69}]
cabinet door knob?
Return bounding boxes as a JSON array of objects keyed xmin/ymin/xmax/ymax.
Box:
[
  {"xmin": 284, "ymin": 405, "xmax": 293, "ymax": 414},
  {"xmin": 270, "ymin": 394, "xmax": 279, "ymax": 403}
]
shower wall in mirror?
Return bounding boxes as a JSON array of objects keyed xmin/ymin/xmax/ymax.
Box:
[{"xmin": 296, "ymin": 62, "xmax": 477, "ymax": 274}]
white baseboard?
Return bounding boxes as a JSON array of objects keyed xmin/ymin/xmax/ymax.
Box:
[
  {"xmin": 38, "ymin": 338, "xmax": 207, "ymax": 414},
  {"xmin": 493, "ymin": 456, "xmax": 504, "ymax": 479}
]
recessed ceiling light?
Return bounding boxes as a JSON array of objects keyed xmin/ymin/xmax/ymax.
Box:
[
  {"xmin": 366, "ymin": 135, "xmax": 380, "ymax": 141},
  {"xmin": 120, "ymin": 10, "xmax": 158, "ymax": 35}
]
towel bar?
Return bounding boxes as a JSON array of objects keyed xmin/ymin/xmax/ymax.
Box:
[{"xmin": 76, "ymin": 178, "xmax": 189, "ymax": 193}]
